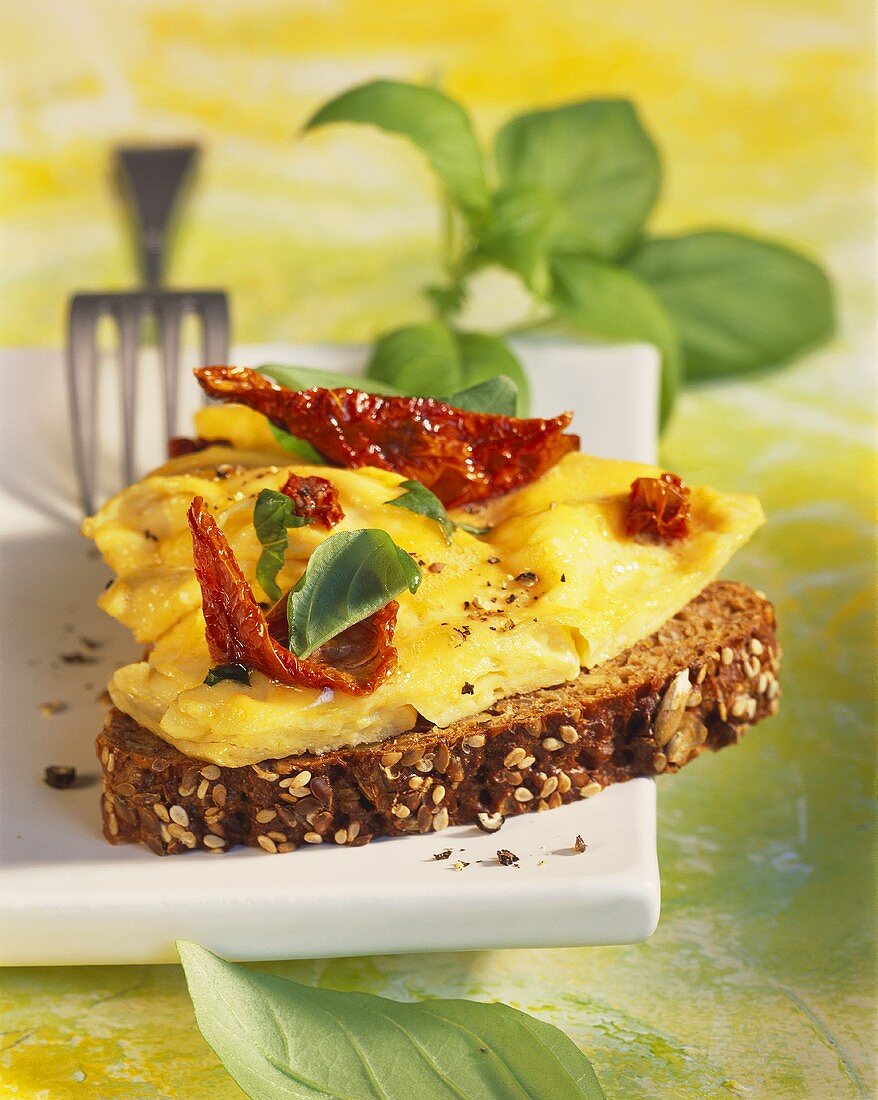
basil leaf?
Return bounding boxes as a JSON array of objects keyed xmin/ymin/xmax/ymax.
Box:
[
  {"xmin": 550, "ymin": 254, "xmax": 681, "ymax": 426},
  {"xmin": 365, "ymin": 323, "xmax": 530, "ymax": 415},
  {"xmin": 267, "ymin": 423, "xmax": 323, "ymax": 463},
  {"xmin": 387, "ymin": 480, "xmax": 455, "ymax": 543},
  {"xmin": 254, "ymin": 489, "xmax": 312, "ymax": 603},
  {"xmin": 286, "ymin": 529, "xmax": 421, "ymax": 658},
  {"xmin": 179, "ymin": 941, "xmax": 606, "ymax": 1100},
  {"xmin": 385, "ymin": 479, "xmax": 488, "ymax": 544},
  {"xmin": 473, "ymin": 185, "xmax": 556, "ymax": 294},
  {"xmin": 495, "ymin": 100, "xmax": 660, "ymax": 262},
  {"xmin": 627, "ymin": 230, "xmax": 835, "ymax": 381},
  {"xmin": 453, "ymin": 332, "xmax": 531, "ymax": 415},
  {"xmin": 203, "ymin": 663, "xmax": 250, "ymax": 687},
  {"xmin": 304, "ymin": 80, "xmax": 490, "ymax": 220},
  {"xmin": 258, "ymin": 363, "xmax": 404, "ymax": 396},
  {"xmin": 365, "ymin": 321, "xmax": 459, "ymax": 395},
  {"xmin": 445, "ymin": 375, "xmax": 518, "ymax": 417}
]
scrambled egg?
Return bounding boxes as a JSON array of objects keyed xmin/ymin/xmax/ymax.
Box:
[{"xmin": 83, "ymin": 404, "xmax": 764, "ymax": 766}]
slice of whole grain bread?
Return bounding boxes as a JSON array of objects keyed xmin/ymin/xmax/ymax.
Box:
[{"xmin": 97, "ymin": 581, "xmax": 780, "ymax": 855}]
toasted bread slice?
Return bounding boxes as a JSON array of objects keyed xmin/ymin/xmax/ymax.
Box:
[{"xmin": 97, "ymin": 581, "xmax": 779, "ymax": 855}]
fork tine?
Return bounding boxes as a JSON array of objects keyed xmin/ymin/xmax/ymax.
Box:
[
  {"xmin": 115, "ymin": 297, "xmax": 142, "ymax": 486},
  {"xmin": 67, "ymin": 289, "xmax": 231, "ymax": 514},
  {"xmin": 156, "ymin": 296, "xmax": 184, "ymax": 441},
  {"xmin": 199, "ymin": 292, "xmax": 230, "ymax": 365},
  {"xmin": 66, "ymin": 296, "xmax": 102, "ymax": 516}
]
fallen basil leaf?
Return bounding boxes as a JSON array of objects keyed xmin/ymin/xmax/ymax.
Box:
[
  {"xmin": 286, "ymin": 529, "xmax": 421, "ymax": 658},
  {"xmin": 203, "ymin": 663, "xmax": 250, "ymax": 687},
  {"xmin": 253, "ymin": 489, "xmax": 312, "ymax": 603},
  {"xmin": 303, "ymin": 79, "xmax": 490, "ymax": 220},
  {"xmin": 627, "ymin": 230, "xmax": 835, "ymax": 380},
  {"xmin": 445, "ymin": 375, "xmax": 519, "ymax": 417},
  {"xmin": 495, "ymin": 100, "xmax": 660, "ymax": 262},
  {"xmin": 365, "ymin": 323, "xmax": 530, "ymax": 415},
  {"xmin": 259, "ymin": 363, "xmax": 404, "ymax": 396},
  {"xmin": 178, "ymin": 941, "xmax": 606, "ymax": 1100},
  {"xmin": 550, "ymin": 254, "xmax": 681, "ymax": 426}
]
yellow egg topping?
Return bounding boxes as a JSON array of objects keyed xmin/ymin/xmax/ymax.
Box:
[{"xmin": 83, "ymin": 403, "xmax": 764, "ymax": 766}]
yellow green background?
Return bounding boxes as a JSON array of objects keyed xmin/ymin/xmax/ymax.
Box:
[{"xmin": 1, "ymin": 1, "xmax": 875, "ymax": 1096}]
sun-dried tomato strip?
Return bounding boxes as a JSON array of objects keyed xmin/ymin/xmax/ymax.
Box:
[
  {"xmin": 280, "ymin": 472, "xmax": 344, "ymax": 529},
  {"xmin": 195, "ymin": 366, "xmax": 578, "ymax": 509},
  {"xmin": 626, "ymin": 472, "xmax": 691, "ymax": 543},
  {"xmin": 188, "ymin": 496, "xmax": 397, "ymax": 694}
]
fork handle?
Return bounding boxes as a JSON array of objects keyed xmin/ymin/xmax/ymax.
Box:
[{"xmin": 116, "ymin": 145, "xmax": 199, "ymax": 288}]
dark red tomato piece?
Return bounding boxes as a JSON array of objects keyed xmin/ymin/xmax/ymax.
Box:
[
  {"xmin": 188, "ymin": 496, "xmax": 397, "ymax": 695},
  {"xmin": 626, "ymin": 473, "xmax": 691, "ymax": 543},
  {"xmin": 280, "ymin": 472, "xmax": 344, "ymax": 529},
  {"xmin": 194, "ymin": 366, "xmax": 578, "ymax": 509}
]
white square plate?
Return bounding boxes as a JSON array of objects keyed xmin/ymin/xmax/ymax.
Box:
[{"xmin": 0, "ymin": 341, "xmax": 660, "ymax": 965}]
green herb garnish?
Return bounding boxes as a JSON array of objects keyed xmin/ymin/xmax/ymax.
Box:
[
  {"xmin": 286, "ymin": 529, "xmax": 421, "ymax": 658},
  {"xmin": 203, "ymin": 663, "xmax": 251, "ymax": 687},
  {"xmin": 386, "ymin": 479, "xmax": 488, "ymax": 544},
  {"xmin": 253, "ymin": 489, "xmax": 311, "ymax": 603},
  {"xmin": 179, "ymin": 940, "xmax": 606, "ymax": 1099}
]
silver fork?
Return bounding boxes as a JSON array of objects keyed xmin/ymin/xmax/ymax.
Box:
[{"xmin": 67, "ymin": 145, "xmax": 230, "ymax": 514}]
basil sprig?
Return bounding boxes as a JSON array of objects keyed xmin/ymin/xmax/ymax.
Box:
[
  {"xmin": 253, "ymin": 489, "xmax": 312, "ymax": 602},
  {"xmin": 286, "ymin": 529, "xmax": 421, "ymax": 658},
  {"xmin": 179, "ymin": 941, "xmax": 606, "ymax": 1099},
  {"xmin": 304, "ymin": 79, "xmax": 834, "ymax": 427},
  {"xmin": 387, "ymin": 479, "xmax": 488, "ymax": 544}
]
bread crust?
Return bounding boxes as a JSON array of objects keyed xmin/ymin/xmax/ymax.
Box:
[{"xmin": 97, "ymin": 581, "xmax": 780, "ymax": 855}]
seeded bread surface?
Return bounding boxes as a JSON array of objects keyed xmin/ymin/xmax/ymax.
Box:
[{"xmin": 97, "ymin": 581, "xmax": 780, "ymax": 855}]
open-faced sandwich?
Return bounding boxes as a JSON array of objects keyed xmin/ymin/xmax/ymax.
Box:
[{"xmin": 83, "ymin": 366, "xmax": 779, "ymax": 855}]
